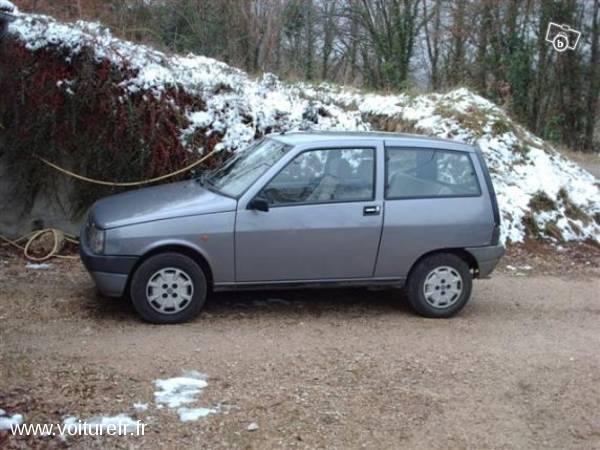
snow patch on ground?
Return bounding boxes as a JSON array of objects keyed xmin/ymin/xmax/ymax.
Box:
[
  {"xmin": 154, "ymin": 371, "xmax": 208, "ymax": 408},
  {"xmin": 7, "ymin": 14, "xmax": 600, "ymax": 245},
  {"xmin": 133, "ymin": 402, "xmax": 148, "ymax": 412},
  {"xmin": 177, "ymin": 407, "xmax": 216, "ymax": 422},
  {"xmin": 26, "ymin": 262, "xmax": 51, "ymax": 270},
  {"xmin": 0, "ymin": 411, "xmax": 23, "ymax": 430},
  {"xmin": 154, "ymin": 371, "xmax": 217, "ymax": 422}
]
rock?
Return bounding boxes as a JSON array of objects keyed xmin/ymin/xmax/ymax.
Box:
[{"xmin": 247, "ymin": 422, "xmax": 259, "ymax": 431}]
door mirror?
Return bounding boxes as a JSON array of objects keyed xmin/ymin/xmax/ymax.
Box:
[{"xmin": 247, "ymin": 197, "xmax": 270, "ymax": 212}]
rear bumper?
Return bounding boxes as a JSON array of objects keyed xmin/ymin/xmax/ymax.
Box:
[
  {"xmin": 466, "ymin": 244, "xmax": 505, "ymax": 278},
  {"xmin": 79, "ymin": 231, "xmax": 138, "ymax": 298}
]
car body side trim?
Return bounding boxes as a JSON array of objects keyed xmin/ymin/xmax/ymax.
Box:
[{"xmin": 213, "ymin": 277, "xmax": 405, "ymax": 291}]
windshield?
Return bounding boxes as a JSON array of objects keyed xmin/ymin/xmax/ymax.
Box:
[{"xmin": 203, "ymin": 138, "xmax": 291, "ymax": 198}]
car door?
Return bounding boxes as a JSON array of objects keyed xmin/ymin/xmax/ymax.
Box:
[
  {"xmin": 375, "ymin": 144, "xmax": 493, "ymax": 279},
  {"xmin": 235, "ymin": 143, "xmax": 384, "ymax": 282}
]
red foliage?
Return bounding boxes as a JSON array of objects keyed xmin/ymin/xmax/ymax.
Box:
[{"xmin": 0, "ymin": 38, "xmax": 209, "ymax": 182}]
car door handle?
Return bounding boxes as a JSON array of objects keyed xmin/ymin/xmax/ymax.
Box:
[{"xmin": 363, "ymin": 205, "xmax": 381, "ymax": 216}]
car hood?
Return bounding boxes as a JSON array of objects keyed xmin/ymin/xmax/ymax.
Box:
[{"xmin": 91, "ymin": 180, "xmax": 237, "ymax": 229}]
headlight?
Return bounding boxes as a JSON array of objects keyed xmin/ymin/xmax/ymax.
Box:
[{"xmin": 88, "ymin": 223, "xmax": 105, "ymax": 254}]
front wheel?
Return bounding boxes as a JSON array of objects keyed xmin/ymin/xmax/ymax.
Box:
[
  {"xmin": 406, "ymin": 253, "xmax": 472, "ymax": 318},
  {"xmin": 130, "ymin": 253, "xmax": 207, "ymax": 324}
]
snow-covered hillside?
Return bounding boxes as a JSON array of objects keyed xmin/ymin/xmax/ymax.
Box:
[
  {"xmin": 0, "ymin": 0, "xmax": 16, "ymax": 12},
  {"xmin": 6, "ymin": 12, "xmax": 600, "ymax": 245}
]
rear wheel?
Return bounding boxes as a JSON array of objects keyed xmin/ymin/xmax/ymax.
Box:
[
  {"xmin": 130, "ymin": 253, "xmax": 207, "ymax": 324},
  {"xmin": 406, "ymin": 253, "xmax": 472, "ymax": 318}
]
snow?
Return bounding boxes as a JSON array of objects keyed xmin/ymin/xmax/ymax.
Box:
[
  {"xmin": 6, "ymin": 13, "xmax": 600, "ymax": 245},
  {"xmin": 154, "ymin": 372, "xmax": 208, "ymax": 408},
  {"xmin": 185, "ymin": 111, "xmax": 213, "ymax": 132},
  {"xmin": 177, "ymin": 407, "xmax": 216, "ymax": 422},
  {"xmin": 26, "ymin": 262, "xmax": 51, "ymax": 270},
  {"xmin": 154, "ymin": 371, "xmax": 216, "ymax": 422},
  {"xmin": 0, "ymin": 0, "xmax": 16, "ymax": 13},
  {"xmin": 56, "ymin": 373, "xmax": 216, "ymax": 431},
  {"xmin": 0, "ymin": 412, "xmax": 23, "ymax": 430},
  {"xmin": 133, "ymin": 402, "xmax": 148, "ymax": 412}
]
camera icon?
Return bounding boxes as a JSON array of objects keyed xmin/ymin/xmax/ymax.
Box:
[{"xmin": 545, "ymin": 22, "xmax": 581, "ymax": 52}]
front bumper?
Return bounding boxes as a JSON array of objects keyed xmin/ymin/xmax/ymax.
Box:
[
  {"xmin": 465, "ymin": 244, "xmax": 506, "ymax": 278},
  {"xmin": 87, "ymin": 270, "xmax": 130, "ymax": 298},
  {"xmin": 79, "ymin": 228, "xmax": 139, "ymax": 298}
]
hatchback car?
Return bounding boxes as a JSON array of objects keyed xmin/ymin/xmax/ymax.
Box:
[{"xmin": 80, "ymin": 132, "xmax": 504, "ymax": 323}]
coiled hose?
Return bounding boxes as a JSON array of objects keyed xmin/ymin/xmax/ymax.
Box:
[{"xmin": 0, "ymin": 229, "xmax": 79, "ymax": 262}]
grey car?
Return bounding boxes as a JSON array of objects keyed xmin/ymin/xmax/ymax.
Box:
[{"xmin": 80, "ymin": 132, "xmax": 504, "ymax": 323}]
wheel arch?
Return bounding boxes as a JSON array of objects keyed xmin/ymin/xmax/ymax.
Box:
[
  {"xmin": 407, "ymin": 248, "xmax": 479, "ymax": 282},
  {"xmin": 127, "ymin": 244, "xmax": 215, "ymax": 293}
]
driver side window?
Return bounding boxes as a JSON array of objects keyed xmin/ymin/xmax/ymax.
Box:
[{"xmin": 261, "ymin": 148, "xmax": 375, "ymax": 205}]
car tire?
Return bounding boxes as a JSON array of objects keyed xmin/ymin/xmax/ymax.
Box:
[
  {"xmin": 406, "ymin": 253, "xmax": 472, "ymax": 318},
  {"xmin": 130, "ymin": 253, "xmax": 207, "ymax": 324}
]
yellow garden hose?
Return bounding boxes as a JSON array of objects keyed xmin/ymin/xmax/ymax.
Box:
[
  {"xmin": 1, "ymin": 149, "xmax": 219, "ymax": 261},
  {"xmin": 37, "ymin": 148, "xmax": 218, "ymax": 187},
  {"xmin": 1, "ymin": 228, "xmax": 79, "ymax": 261}
]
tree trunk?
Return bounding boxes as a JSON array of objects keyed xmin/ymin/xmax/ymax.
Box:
[
  {"xmin": 321, "ymin": 0, "xmax": 336, "ymax": 81},
  {"xmin": 305, "ymin": 0, "xmax": 315, "ymax": 80},
  {"xmin": 448, "ymin": 0, "xmax": 466, "ymax": 85},
  {"xmin": 349, "ymin": 18, "xmax": 359, "ymax": 83},
  {"xmin": 423, "ymin": 0, "xmax": 442, "ymax": 90},
  {"xmin": 585, "ymin": 0, "xmax": 600, "ymax": 151},
  {"xmin": 475, "ymin": 0, "xmax": 492, "ymax": 94}
]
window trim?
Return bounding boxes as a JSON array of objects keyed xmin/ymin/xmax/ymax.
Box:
[
  {"xmin": 255, "ymin": 146, "xmax": 378, "ymax": 209},
  {"xmin": 384, "ymin": 147, "xmax": 482, "ymax": 201}
]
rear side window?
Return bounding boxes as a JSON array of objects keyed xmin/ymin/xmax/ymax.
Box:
[{"xmin": 385, "ymin": 148, "xmax": 480, "ymax": 199}]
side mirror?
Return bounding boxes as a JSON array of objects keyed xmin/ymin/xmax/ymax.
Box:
[{"xmin": 247, "ymin": 197, "xmax": 269, "ymax": 212}]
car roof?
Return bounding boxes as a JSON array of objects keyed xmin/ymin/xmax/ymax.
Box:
[{"xmin": 267, "ymin": 131, "xmax": 476, "ymax": 152}]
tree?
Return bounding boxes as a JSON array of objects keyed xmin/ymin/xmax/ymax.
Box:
[
  {"xmin": 320, "ymin": 0, "xmax": 338, "ymax": 80},
  {"xmin": 13, "ymin": 0, "xmax": 600, "ymax": 152},
  {"xmin": 282, "ymin": 0, "xmax": 306, "ymax": 77},
  {"xmin": 474, "ymin": 0, "xmax": 493, "ymax": 95},
  {"xmin": 585, "ymin": 0, "xmax": 600, "ymax": 151},
  {"xmin": 345, "ymin": 0, "xmax": 422, "ymax": 89},
  {"xmin": 305, "ymin": 0, "xmax": 315, "ymax": 79},
  {"xmin": 447, "ymin": 0, "xmax": 467, "ymax": 85},
  {"xmin": 423, "ymin": 0, "xmax": 442, "ymax": 90}
]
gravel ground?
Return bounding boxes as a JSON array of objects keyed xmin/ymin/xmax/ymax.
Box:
[{"xmin": 0, "ymin": 249, "xmax": 599, "ymax": 449}]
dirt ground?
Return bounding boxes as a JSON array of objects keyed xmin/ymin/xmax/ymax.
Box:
[{"xmin": 1, "ymin": 245, "xmax": 600, "ymax": 450}]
